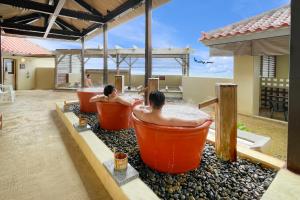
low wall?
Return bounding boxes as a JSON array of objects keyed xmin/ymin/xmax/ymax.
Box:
[
  {"xmin": 35, "ymin": 68, "xmax": 55, "ymax": 89},
  {"xmin": 182, "ymin": 77, "xmax": 233, "ymax": 103},
  {"xmin": 85, "ymin": 69, "xmax": 182, "ymax": 88}
]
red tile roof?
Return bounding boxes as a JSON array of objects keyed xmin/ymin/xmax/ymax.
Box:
[
  {"xmin": 1, "ymin": 36, "xmax": 52, "ymax": 56},
  {"xmin": 200, "ymin": 5, "xmax": 290, "ymax": 41}
]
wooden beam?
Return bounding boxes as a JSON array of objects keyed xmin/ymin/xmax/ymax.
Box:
[
  {"xmin": 144, "ymin": 0, "xmax": 152, "ymax": 105},
  {"xmin": 80, "ymin": 37, "xmax": 85, "ymax": 88},
  {"xmin": 0, "ymin": 0, "xmax": 103, "ymax": 23},
  {"xmin": 287, "ymin": 0, "xmax": 300, "ymax": 174},
  {"xmin": 0, "ymin": 22, "xmax": 82, "ymax": 37},
  {"xmin": 103, "ymin": 23, "xmax": 108, "ymax": 85},
  {"xmin": 198, "ymin": 98, "xmax": 218, "ymax": 109},
  {"xmin": 103, "ymin": 0, "xmax": 143, "ymax": 23},
  {"xmin": 44, "ymin": 0, "xmax": 66, "ymax": 38},
  {"xmin": 3, "ymin": 29, "xmax": 79, "ymax": 40},
  {"xmin": 215, "ymin": 83, "xmax": 237, "ymax": 162},
  {"xmin": 4, "ymin": 13, "xmax": 42, "ymax": 24},
  {"xmin": 82, "ymin": 23, "xmax": 103, "ymax": 36},
  {"xmin": 56, "ymin": 17, "xmax": 80, "ymax": 32},
  {"xmin": 0, "ymin": 27, "xmax": 2, "ymax": 84},
  {"xmin": 72, "ymin": 0, "xmax": 103, "ymax": 17}
]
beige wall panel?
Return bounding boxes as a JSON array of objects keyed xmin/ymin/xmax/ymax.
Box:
[
  {"xmin": 234, "ymin": 56, "xmax": 261, "ymax": 115},
  {"xmin": 276, "ymin": 55, "xmax": 289, "ymax": 79},
  {"xmin": 182, "ymin": 77, "xmax": 233, "ymax": 103},
  {"xmin": 35, "ymin": 68, "xmax": 55, "ymax": 89}
]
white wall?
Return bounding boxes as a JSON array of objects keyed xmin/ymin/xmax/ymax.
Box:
[
  {"xmin": 17, "ymin": 57, "xmax": 55, "ymax": 90},
  {"xmin": 234, "ymin": 56, "xmax": 260, "ymax": 115},
  {"xmin": 3, "ymin": 56, "xmax": 55, "ymax": 90},
  {"xmin": 182, "ymin": 77, "xmax": 233, "ymax": 103}
]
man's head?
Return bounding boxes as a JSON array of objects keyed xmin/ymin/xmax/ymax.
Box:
[
  {"xmin": 104, "ymin": 85, "xmax": 116, "ymax": 97},
  {"xmin": 86, "ymin": 74, "xmax": 90, "ymax": 78},
  {"xmin": 149, "ymin": 90, "xmax": 165, "ymax": 110}
]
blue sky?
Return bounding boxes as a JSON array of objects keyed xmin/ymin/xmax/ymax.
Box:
[{"xmin": 30, "ymin": 0, "xmax": 289, "ymax": 78}]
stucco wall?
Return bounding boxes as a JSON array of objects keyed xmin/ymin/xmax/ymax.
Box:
[
  {"xmin": 234, "ymin": 56, "xmax": 260, "ymax": 115},
  {"xmin": 234, "ymin": 55, "xmax": 289, "ymax": 116},
  {"xmin": 3, "ymin": 56, "xmax": 55, "ymax": 90},
  {"xmin": 276, "ymin": 55, "xmax": 289, "ymax": 79},
  {"xmin": 182, "ymin": 77, "xmax": 233, "ymax": 103}
]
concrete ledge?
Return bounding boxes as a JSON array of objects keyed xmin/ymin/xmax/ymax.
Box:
[
  {"xmin": 56, "ymin": 102, "xmax": 159, "ymax": 200},
  {"xmin": 207, "ymin": 130, "xmax": 285, "ymax": 170},
  {"xmin": 262, "ymin": 169, "xmax": 300, "ymax": 200}
]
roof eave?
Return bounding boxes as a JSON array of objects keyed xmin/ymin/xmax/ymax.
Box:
[{"xmin": 201, "ymin": 27, "xmax": 290, "ymax": 46}]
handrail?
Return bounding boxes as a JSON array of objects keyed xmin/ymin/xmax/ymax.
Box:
[{"xmin": 198, "ymin": 97, "xmax": 218, "ymax": 109}]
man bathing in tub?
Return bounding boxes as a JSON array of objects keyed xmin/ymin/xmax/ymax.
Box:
[
  {"xmin": 133, "ymin": 91, "xmax": 211, "ymax": 127},
  {"xmin": 90, "ymin": 85, "xmax": 140, "ymax": 106}
]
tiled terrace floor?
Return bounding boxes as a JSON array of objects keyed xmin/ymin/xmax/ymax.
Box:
[{"xmin": 0, "ymin": 90, "xmax": 111, "ymax": 200}]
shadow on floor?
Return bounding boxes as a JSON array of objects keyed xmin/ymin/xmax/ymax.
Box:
[{"xmin": 50, "ymin": 110, "xmax": 112, "ymax": 200}]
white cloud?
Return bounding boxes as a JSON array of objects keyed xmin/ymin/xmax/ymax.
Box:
[
  {"xmin": 191, "ymin": 49, "xmax": 233, "ymax": 77},
  {"xmin": 108, "ymin": 16, "xmax": 180, "ymax": 48}
]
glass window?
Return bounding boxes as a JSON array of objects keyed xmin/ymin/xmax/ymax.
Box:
[
  {"xmin": 4, "ymin": 59, "xmax": 14, "ymax": 74},
  {"xmin": 260, "ymin": 56, "xmax": 276, "ymax": 78}
]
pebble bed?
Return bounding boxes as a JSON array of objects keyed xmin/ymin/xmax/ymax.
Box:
[{"xmin": 70, "ymin": 104, "xmax": 276, "ymax": 200}]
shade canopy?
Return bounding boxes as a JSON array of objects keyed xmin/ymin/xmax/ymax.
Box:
[
  {"xmin": 209, "ymin": 35, "xmax": 290, "ymax": 56},
  {"xmin": 0, "ymin": 0, "xmax": 169, "ymax": 41}
]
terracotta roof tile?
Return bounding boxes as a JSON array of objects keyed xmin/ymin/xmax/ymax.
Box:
[
  {"xmin": 200, "ymin": 5, "xmax": 290, "ymax": 41},
  {"xmin": 1, "ymin": 36, "xmax": 51, "ymax": 55}
]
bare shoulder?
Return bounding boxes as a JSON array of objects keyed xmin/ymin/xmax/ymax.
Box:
[{"xmin": 90, "ymin": 94, "xmax": 104, "ymax": 102}]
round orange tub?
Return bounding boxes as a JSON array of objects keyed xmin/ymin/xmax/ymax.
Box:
[
  {"xmin": 77, "ymin": 87, "xmax": 103, "ymax": 113},
  {"xmin": 132, "ymin": 114, "xmax": 212, "ymax": 174},
  {"xmin": 96, "ymin": 101, "xmax": 133, "ymax": 131}
]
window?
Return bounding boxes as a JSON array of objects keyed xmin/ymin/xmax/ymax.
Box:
[
  {"xmin": 4, "ymin": 59, "xmax": 15, "ymax": 74},
  {"xmin": 260, "ymin": 56, "xmax": 276, "ymax": 78}
]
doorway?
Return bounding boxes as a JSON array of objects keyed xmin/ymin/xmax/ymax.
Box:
[{"xmin": 3, "ymin": 58, "xmax": 17, "ymax": 90}]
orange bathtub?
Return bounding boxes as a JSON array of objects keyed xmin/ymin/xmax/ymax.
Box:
[
  {"xmin": 77, "ymin": 88, "xmax": 103, "ymax": 113},
  {"xmin": 132, "ymin": 114, "xmax": 212, "ymax": 174},
  {"xmin": 96, "ymin": 101, "xmax": 141, "ymax": 131}
]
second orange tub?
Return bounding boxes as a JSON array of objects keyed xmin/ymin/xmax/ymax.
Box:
[
  {"xmin": 77, "ymin": 87, "xmax": 103, "ymax": 113},
  {"xmin": 96, "ymin": 101, "xmax": 133, "ymax": 131},
  {"xmin": 132, "ymin": 114, "xmax": 212, "ymax": 174}
]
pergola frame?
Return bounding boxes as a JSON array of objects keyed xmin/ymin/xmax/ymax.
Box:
[
  {"xmin": 0, "ymin": 0, "xmax": 169, "ymax": 90},
  {"xmin": 54, "ymin": 47, "xmax": 191, "ymax": 89},
  {"xmin": 0, "ymin": 0, "xmax": 144, "ymax": 40}
]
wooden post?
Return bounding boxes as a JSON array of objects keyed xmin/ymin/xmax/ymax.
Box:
[
  {"xmin": 80, "ymin": 37, "xmax": 85, "ymax": 88},
  {"xmin": 116, "ymin": 54, "xmax": 120, "ymax": 75},
  {"xmin": 215, "ymin": 83, "xmax": 237, "ymax": 162},
  {"xmin": 144, "ymin": 0, "xmax": 152, "ymax": 105},
  {"xmin": 0, "ymin": 112, "xmax": 2, "ymax": 130},
  {"xmin": 115, "ymin": 75, "xmax": 124, "ymax": 94},
  {"xmin": 103, "ymin": 23, "xmax": 108, "ymax": 85},
  {"xmin": 0, "ymin": 26, "xmax": 2, "ymax": 85},
  {"xmin": 148, "ymin": 78, "xmax": 159, "ymax": 99},
  {"xmin": 288, "ymin": 0, "xmax": 300, "ymax": 174},
  {"xmin": 129, "ymin": 57, "xmax": 132, "ymax": 89}
]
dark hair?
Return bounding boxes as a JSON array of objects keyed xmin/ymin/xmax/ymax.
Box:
[
  {"xmin": 149, "ymin": 90, "xmax": 165, "ymax": 109},
  {"xmin": 104, "ymin": 85, "xmax": 115, "ymax": 96},
  {"xmin": 86, "ymin": 74, "xmax": 90, "ymax": 78}
]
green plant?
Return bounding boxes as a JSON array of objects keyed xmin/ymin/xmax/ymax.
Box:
[{"xmin": 237, "ymin": 122, "xmax": 249, "ymax": 131}]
